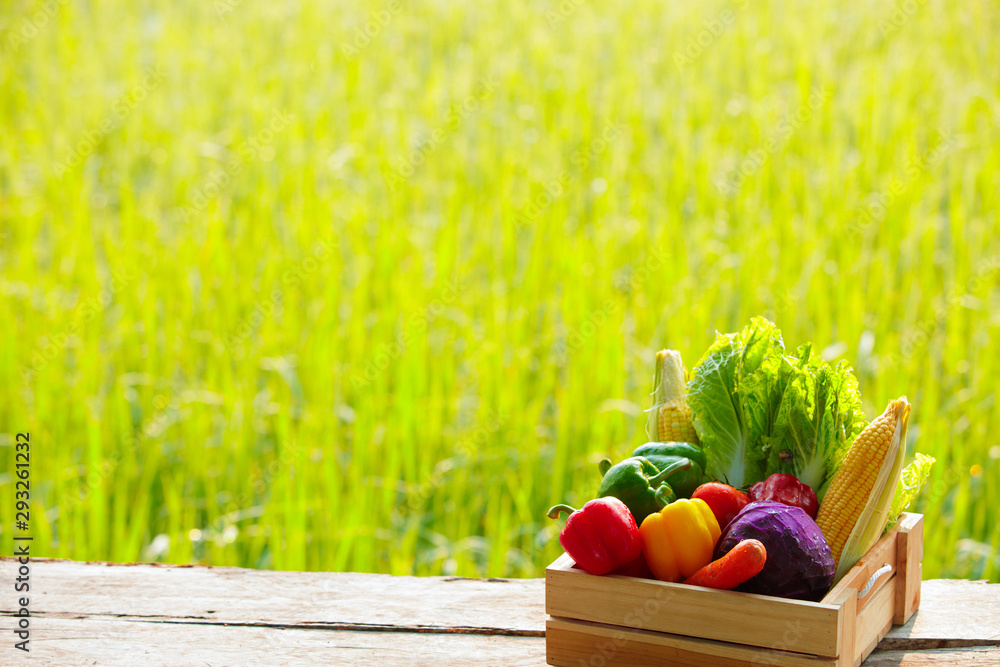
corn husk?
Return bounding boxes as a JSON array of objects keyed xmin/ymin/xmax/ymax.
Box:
[
  {"xmin": 645, "ymin": 349, "xmax": 696, "ymax": 443},
  {"xmin": 886, "ymin": 452, "xmax": 936, "ymax": 530},
  {"xmin": 832, "ymin": 397, "xmax": 911, "ymax": 583}
]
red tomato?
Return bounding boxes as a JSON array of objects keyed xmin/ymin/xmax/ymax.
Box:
[{"xmin": 691, "ymin": 482, "xmax": 750, "ymax": 530}]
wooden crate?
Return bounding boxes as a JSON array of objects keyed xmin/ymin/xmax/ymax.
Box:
[{"xmin": 546, "ymin": 513, "xmax": 922, "ymax": 667}]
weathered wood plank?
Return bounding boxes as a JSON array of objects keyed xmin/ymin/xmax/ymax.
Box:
[
  {"xmin": 0, "ymin": 557, "xmax": 544, "ymax": 635},
  {"xmin": 11, "ymin": 617, "xmax": 1000, "ymax": 667},
  {"xmin": 15, "ymin": 616, "xmax": 546, "ymax": 666},
  {"xmin": 883, "ymin": 579, "xmax": 1000, "ymax": 649},
  {"xmin": 865, "ymin": 647, "xmax": 1000, "ymax": 665}
]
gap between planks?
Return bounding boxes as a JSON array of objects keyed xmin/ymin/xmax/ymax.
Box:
[{"xmin": 0, "ymin": 610, "xmax": 546, "ymax": 637}]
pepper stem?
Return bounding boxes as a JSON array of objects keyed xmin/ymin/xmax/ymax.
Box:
[
  {"xmin": 654, "ymin": 484, "xmax": 677, "ymax": 508},
  {"xmin": 598, "ymin": 458, "xmax": 613, "ymax": 476},
  {"xmin": 547, "ymin": 504, "xmax": 578, "ymax": 520},
  {"xmin": 648, "ymin": 457, "xmax": 692, "ymax": 486}
]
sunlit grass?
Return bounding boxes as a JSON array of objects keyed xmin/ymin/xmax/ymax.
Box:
[{"xmin": 1, "ymin": 0, "xmax": 998, "ymax": 580}]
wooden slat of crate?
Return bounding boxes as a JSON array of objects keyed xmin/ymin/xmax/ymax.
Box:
[
  {"xmin": 894, "ymin": 514, "xmax": 923, "ymax": 625},
  {"xmin": 824, "ymin": 522, "xmax": 900, "ymax": 607},
  {"xmin": 547, "ymin": 553, "xmax": 842, "ymax": 657},
  {"xmin": 547, "ymin": 617, "xmax": 839, "ymax": 667},
  {"xmin": 854, "ymin": 577, "xmax": 896, "ymax": 666}
]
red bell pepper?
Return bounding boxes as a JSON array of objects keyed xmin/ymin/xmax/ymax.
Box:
[
  {"xmin": 748, "ymin": 473, "xmax": 819, "ymax": 518},
  {"xmin": 547, "ymin": 497, "xmax": 641, "ymax": 575},
  {"xmin": 691, "ymin": 482, "xmax": 749, "ymax": 529}
]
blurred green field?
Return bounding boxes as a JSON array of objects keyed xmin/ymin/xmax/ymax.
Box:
[{"xmin": 1, "ymin": 0, "xmax": 998, "ymax": 580}]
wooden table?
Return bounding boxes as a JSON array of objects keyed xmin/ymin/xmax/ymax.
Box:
[{"xmin": 2, "ymin": 558, "xmax": 998, "ymax": 665}]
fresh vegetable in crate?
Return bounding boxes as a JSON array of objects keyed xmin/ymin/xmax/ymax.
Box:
[
  {"xmin": 687, "ymin": 318, "xmax": 866, "ymax": 492},
  {"xmin": 596, "ymin": 456, "xmax": 692, "ymax": 524},
  {"xmin": 816, "ymin": 397, "xmax": 912, "ymax": 582},
  {"xmin": 546, "ymin": 319, "xmax": 937, "ymax": 599},
  {"xmin": 748, "ymin": 473, "xmax": 819, "ymax": 518},
  {"xmin": 632, "ymin": 441, "xmax": 707, "ymax": 498},
  {"xmin": 683, "ymin": 538, "xmax": 767, "ymax": 590},
  {"xmin": 647, "ymin": 349, "xmax": 699, "ymax": 445},
  {"xmin": 715, "ymin": 500, "xmax": 834, "ymax": 601},
  {"xmin": 546, "ymin": 497, "xmax": 645, "ymax": 576},
  {"xmin": 691, "ymin": 481, "xmax": 749, "ymax": 530},
  {"xmin": 639, "ymin": 498, "xmax": 721, "ymax": 582}
]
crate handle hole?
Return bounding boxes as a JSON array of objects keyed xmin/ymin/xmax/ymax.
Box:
[{"xmin": 858, "ymin": 563, "xmax": 893, "ymax": 598}]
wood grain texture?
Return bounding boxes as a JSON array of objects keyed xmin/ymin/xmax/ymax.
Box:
[
  {"xmin": 824, "ymin": 520, "xmax": 900, "ymax": 611},
  {"xmin": 0, "ymin": 557, "xmax": 544, "ymax": 636},
  {"xmin": 865, "ymin": 647, "xmax": 1000, "ymax": 665},
  {"xmin": 830, "ymin": 589, "xmax": 857, "ymax": 667},
  {"xmin": 12, "ymin": 616, "xmax": 546, "ymax": 667},
  {"xmin": 547, "ymin": 554, "xmax": 842, "ymax": 657},
  {"xmin": 894, "ymin": 514, "xmax": 923, "ymax": 625},
  {"xmin": 546, "ymin": 617, "xmax": 839, "ymax": 667},
  {"xmin": 883, "ymin": 579, "xmax": 1000, "ymax": 649},
  {"xmin": 854, "ymin": 577, "xmax": 895, "ymax": 666},
  {"xmin": 823, "ymin": 526, "xmax": 899, "ymax": 612}
]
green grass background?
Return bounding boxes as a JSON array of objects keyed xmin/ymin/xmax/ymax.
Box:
[{"xmin": 1, "ymin": 0, "xmax": 998, "ymax": 580}]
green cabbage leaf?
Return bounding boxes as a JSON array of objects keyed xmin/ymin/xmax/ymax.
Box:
[{"xmin": 688, "ymin": 318, "xmax": 866, "ymax": 493}]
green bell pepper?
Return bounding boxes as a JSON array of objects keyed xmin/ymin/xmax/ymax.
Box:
[
  {"xmin": 632, "ymin": 442, "xmax": 707, "ymax": 499},
  {"xmin": 596, "ymin": 456, "xmax": 692, "ymax": 525}
]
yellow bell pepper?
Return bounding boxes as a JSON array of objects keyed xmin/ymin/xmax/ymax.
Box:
[{"xmin": 639, "ymin": 497, "xmax": 721, "ymax": 582}]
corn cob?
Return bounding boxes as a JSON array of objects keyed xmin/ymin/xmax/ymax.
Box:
[
  {"xmin": 646, "ymin": 350, "xmax": 699, "ymax": 445},
  {"xmin": 816, "ymin": 397, "xmax": 910, "ymax": 580}
]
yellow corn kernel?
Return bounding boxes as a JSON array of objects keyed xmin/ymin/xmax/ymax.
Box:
[
  {"xmin": 657, "ymin": 400, "xmax": 699, "ymax": 445},
  {"xmin": 647, "ymin": 350, "xmax": 699, "ymax": 445},
  {"xmin": 816, "ymin": 398, "xmax": 910, "ymax": 563}
]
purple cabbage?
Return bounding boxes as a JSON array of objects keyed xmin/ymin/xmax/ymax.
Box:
[{"xmin": 714, "ymin": 501, "xmax": 834, "ymax": 601}]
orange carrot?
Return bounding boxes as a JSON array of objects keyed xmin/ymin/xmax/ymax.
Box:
[{"xmin": 682, "ymin": 539, "xmax": 766, "ymax": 590}]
